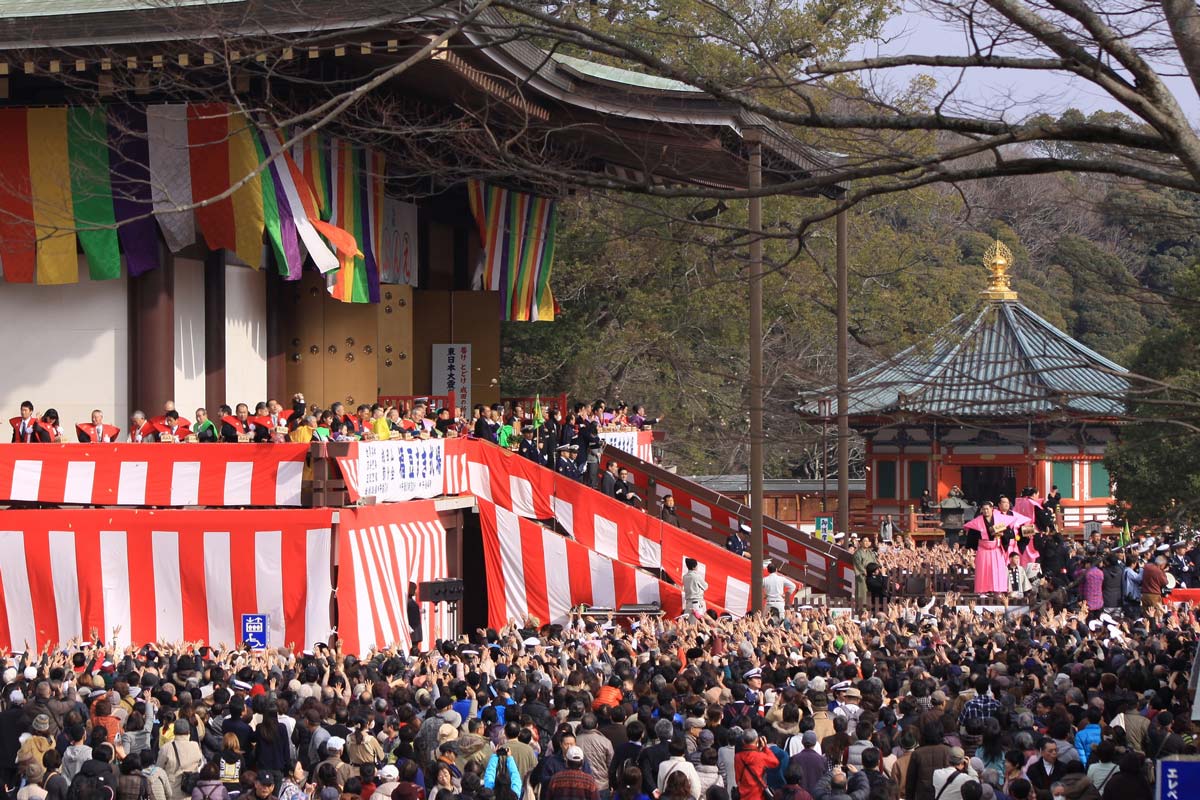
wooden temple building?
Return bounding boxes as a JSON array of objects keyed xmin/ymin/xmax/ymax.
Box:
[
  {"xmin": 807, "ymin": 241, "xmax": 1131, "ymax": 533},
  {"xmin": 0, "ymin": 0, "xmax": 836, "ymax": 428}
]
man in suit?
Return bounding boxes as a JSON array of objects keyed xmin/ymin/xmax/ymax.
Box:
[
  {"xmin": 1026, "ymin": 738, "xmax": 1066, "ymax": 800},
  {"xmin": 600, "ymin": 461, "xmax": 620, "ymax": 498}
]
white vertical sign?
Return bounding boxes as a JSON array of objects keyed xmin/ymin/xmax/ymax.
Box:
[
  {"xmin": 380, "ymin": 198, "xmax": 419, "ymax": 286},
  {"xmin": 432, "ymin": 344, "xmax": 471, "ymax": 413}
]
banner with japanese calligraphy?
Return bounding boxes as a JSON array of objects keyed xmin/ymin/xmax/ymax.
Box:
[
  {"xmin": 432, "ymin": 343, "xmax": 471, "ymax": 414},
  {"xmin": 337, "ymin": 439, "xmax": 446, "ymax": 503},
  {"xmin": 379, "ymin": 197, "xmax": 419, "ymax": 286}
]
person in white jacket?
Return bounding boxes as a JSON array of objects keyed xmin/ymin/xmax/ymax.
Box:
[{"xmin": 658, "ymin": 739, "xmax": 702, "ymax": 800}]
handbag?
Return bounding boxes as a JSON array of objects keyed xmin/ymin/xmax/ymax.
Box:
[
  {"xmin": 737, "ymin": 757, "xmax": 775, "ymax": 800},
  {"xmin": 173, "ymin": 742, "xmax": 200, "ymax": 795}
]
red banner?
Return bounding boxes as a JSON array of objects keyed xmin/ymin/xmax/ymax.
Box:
[
  {"xmin": 336, "ymin": 501, "xmax": 451, "ymax": 656},
  {"xmin": 478, "ymin": 497, "xmax": 686, "ymax": 628},
  {"xmin": 0, "ymin": 508, "xmax": 334, "ymax": 650},
  {"xmin": 0, "ymin": 443, "xmax": 309, "ymax": 507}
]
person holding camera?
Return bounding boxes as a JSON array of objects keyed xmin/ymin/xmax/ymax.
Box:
[{"xmin": 734, "ymin": 731, "xmax": 778, "ymax": 800}]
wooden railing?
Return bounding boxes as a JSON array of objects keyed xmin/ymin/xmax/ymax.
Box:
[{"xmin": 601, "ymin": 447, "xmax": 854, "ymax": 596}]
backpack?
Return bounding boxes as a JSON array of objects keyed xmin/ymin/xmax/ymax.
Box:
[{"xmin": 67, "ymin": 770, "xmax": 116, "ymax": 800}]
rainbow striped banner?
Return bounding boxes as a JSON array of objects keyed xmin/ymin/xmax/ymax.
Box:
[
  {"xmin": 0, "ymin": 103, "xmax": 374, "ymax": 302},
  {"xmin": 467, "ymin": 180, "xmax": 558, "ymax": 322}
]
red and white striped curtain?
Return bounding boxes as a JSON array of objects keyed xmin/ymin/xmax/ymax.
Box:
[
  {"xmin": 0, "ymin": 508, "xmax": 334, "ymax": 650},
  {"xmin": 335, "ymin": 501, "xmax": 451, "ymax": 655},
  {"xmin": 477, "ymin": 498, "xmax": 686, "ymax": 627}
]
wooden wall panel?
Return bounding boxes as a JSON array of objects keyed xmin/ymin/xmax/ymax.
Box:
[
  {"xmin": 452, "ymin": 290, "xmax": 500, "ymax": 407},
  {"xmin": 411, "ymin": 290, "xmax": 452, "ymax": 395},
  {"xmin": 321, "ymin": 293, "xmax": 378, "ymax": 410},
  {"xmin": 377, "ymin": 284, "xmax": 414, "ymax": 397},
  {"xmin": 285, "ymin": 273, "xmax": 325, "ymax": 406},
  {"xmin": 427, "ymin": 223, "xmax": 456, "ymax": 290}
]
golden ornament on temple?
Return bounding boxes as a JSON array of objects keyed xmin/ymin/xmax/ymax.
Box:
[{"xmin": 981, "ymin": 239, "xmax": 1018, "ymax": 301}]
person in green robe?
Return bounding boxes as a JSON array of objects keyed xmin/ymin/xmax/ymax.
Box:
[
  {"xmin": 193, "ymin": 408, "xmax": 219, "ymax": 442},
  {"xmin": 853, "ymin": 536, "xmax": 878, "ymax": 610}
]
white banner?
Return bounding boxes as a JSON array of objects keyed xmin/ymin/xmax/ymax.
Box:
[
  {"xmin": 599, "ymin": 430, "xmax": 637, "ymax": 456},
  {"xmin": 380, "ymin": 198, "xmax": 419, "ymax": 286},
  {"xmin": 356, "ymin": 439, "xmax": 446, "ymax": 502},
  {"xmin": 432, "ymin": 343, "xmax": 471, "ymax": 413}
]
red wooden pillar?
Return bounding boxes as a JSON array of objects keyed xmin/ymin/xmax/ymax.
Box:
[{"xmin": 128, "ymin": 245, "xmax": 174, "ymax": 418}]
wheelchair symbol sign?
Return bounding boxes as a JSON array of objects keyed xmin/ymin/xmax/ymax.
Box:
[{"xmin": 242, "ymin": 614, "xmax": 269, "ymax": 650}]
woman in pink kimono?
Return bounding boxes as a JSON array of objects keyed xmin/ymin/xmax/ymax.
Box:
[{"xmin": 965, "ymin": 502, "xmax": 1031, "ymax": 596}]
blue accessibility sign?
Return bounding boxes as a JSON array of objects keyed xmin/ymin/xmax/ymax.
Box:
[
  {"xmin": 1159, "ymin": 758, "xmax": 1200, "ymax": 800},
  {"xmin": 241, "ymin": 614, "xmax": 269, "ymax": 650}
]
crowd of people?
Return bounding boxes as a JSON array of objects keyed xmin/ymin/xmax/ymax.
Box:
[
  {"xmin": 7, "ymin": 398, "xmax": 658, "ymax": 472},
  {"xmin": 2, "ymin": 589, "xmax": 1194, "ymax": 800}
]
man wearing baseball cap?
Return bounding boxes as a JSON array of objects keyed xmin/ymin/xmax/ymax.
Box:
[
  {"xmin": 931, "ymin": 747, "xmax": 978, "ymax": 800},
  {"xmin": 544, "ymin": 745, "xmax": 598, "ymax": 800}
]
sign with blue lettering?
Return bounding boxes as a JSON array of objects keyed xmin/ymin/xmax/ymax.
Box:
[
  {"xmin": 1158, "ymin": 758, "xmax": 1200, "ymax": 800},
  {"xmin": 815, "ymin": 516, "xmax": 835, "ymax": 543},
  {"xmin": 242, "ymin": 614, "xmax": 269, "ymax": 650}
]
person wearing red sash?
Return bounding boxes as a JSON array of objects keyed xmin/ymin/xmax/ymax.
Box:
[
  {"xmin": 10, "ymin": 400, "xmax": 37, "ymax": 443},
  {"xmin": 327, "ymin": 401, "xmax": 358, "ymax": 436},
  {"xmin": 34, "ymin": 408, "xmax": 65, "ymax": 442},
  {"xmin": 222, "ymin": 403, "xmax": 270, "ymax": 442},
  {"xmin": 76, "ymin": 409, "xmax": 120, "ymax": 443},
  {"xmin": 127, "ymin": 411, "xmax": 155, "ymax": 442},
  {"xmin": 266, "ymin": 398, "xmax": 295, "ymax": 431},
  {"xmin": 152, "ymin": 410, "xmax": 192, "ymax": 442}
]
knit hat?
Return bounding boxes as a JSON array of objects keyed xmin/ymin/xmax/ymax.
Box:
[{"xmin": 31, "ymin": 714, "xmax": 50, "ymax": 733}]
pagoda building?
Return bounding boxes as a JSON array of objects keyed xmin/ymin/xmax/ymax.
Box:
[{"xmin": 814, "ymin": 241, "xmax": 1131, "ymax": 532}]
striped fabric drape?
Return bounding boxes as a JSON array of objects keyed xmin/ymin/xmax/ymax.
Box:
[
  {"xmin": 0, "ymin": 103, "xmax": 378, "ymax": 302},
  {"xmin": 467, "ymin": 179, "xmax": 559, "ymax": 321}
]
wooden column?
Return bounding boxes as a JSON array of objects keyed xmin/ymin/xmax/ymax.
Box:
[
  {"xmin": 128, "ymin": 246, "xmax": 175, "ymax": 417},
  {"xmin": 266, "ymin": 267, "xmax": 288, "ymax": 401},
  {"xmin": 747, "ymin": 131, "xmax": 764, "ymax": 613},
  {"xmin": 204, "ymin": 250, "xmax": 227, "ymax": 412}
]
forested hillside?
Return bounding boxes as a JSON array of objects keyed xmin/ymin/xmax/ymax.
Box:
[{"xmin": 501, "ymin": 172, "xmax": 1199, "ymax": 478}]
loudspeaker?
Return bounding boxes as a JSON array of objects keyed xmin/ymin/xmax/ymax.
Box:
[{"xmin": 419, "ymin": 578, "xmax": 464, "ymax": 603}]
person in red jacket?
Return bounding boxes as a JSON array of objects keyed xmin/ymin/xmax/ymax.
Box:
[
  {"xmin": 734, "ymin": 731, "xmax": 779, "ymax": 800},
  {"xmin": 592, "ymin": 678, "xmax": 622, "ymax": 712}
]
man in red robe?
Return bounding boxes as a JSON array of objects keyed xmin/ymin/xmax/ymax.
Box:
[
  {"xmin": 76, "ymin": 409, "xmax": 120, "ymax": 443},
  {"xmin": 127, "ymin": 411, "xmax": 155, "ymax": 442},
  {"xmin": 152, "ymin": 410, "xmax": 191, "ymax": 442},
  {"xmin": 10, "ymin": 400, "xmax": 37, "ymax": 443}
]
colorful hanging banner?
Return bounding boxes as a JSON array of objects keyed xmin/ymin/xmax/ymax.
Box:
[
  {"xmin": 0, "ymin": 103, "xmax": 371, "ymax": 300},
  {"xmin": 467, "ymin": 179, "xmax": 559, "ymax": 321}
]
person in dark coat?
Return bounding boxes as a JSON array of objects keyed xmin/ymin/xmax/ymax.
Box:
[
  {"xmin": 1099, "ymin": 753, "xmax": 1151, "ymax": 800},
  {"xmin": 0, "ymin": 693, "xmax": 28, "ymax": 792},
  {"xmin": 407, "ymin": 582, "xmax": 423, "ymax": 655},
  {"xmin": 1101, "ymin": 556, "xmax": 1125, "ymax": 610},
  {"xmin": 1026, "ymin": 739, "xmax": 1066, "ymax": 800}
]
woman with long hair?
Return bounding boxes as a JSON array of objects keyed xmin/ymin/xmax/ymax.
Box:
[{"xmin": 614, "ymin": 766, "xmax": 650, "ymax": 800}]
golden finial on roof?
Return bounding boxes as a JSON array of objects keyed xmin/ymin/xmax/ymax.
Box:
[{"xmin": 981, "ymin": 239, "xmax": 1018, "ymax": 301}]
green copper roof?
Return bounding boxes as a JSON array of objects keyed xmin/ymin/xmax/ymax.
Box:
[
  {"xmin": 551, "ymin": 53, "xmax": 703, "ymax": 93},
  {"xmin": 0, "ymin": 0, "xmax": 240, "ymax": 16},
  {"xmin": 802, "ymin": 300, "xmax": 1131, "ymax": 419}
]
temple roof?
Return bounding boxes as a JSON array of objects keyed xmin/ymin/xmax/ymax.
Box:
[{"xmin": 805, "ymin": 299, "xmax": 1131, "ymax": 420}]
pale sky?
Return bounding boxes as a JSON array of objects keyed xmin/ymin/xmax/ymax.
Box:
[{"xmin": 850, "ymin": 5, "xmax": 1200, "ymax": 124}]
